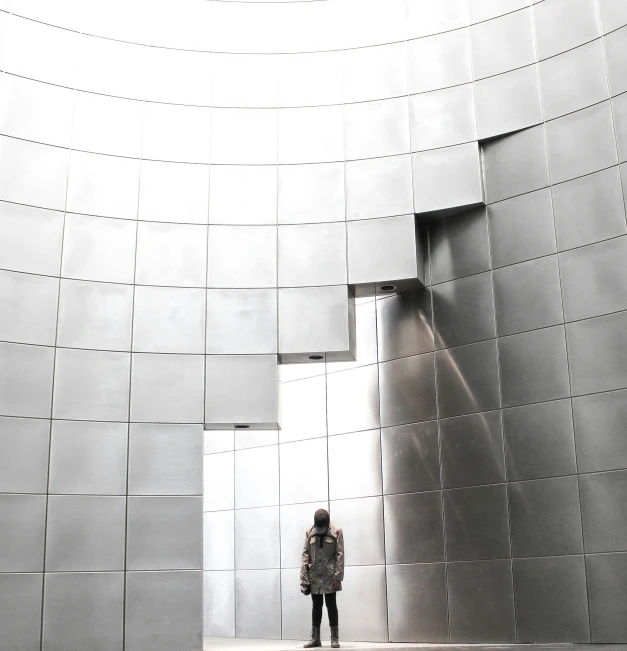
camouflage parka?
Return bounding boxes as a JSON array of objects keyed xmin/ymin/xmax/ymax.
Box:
[{"xmin": 300, "ymin": 522, "xmax": 344, "ymax": 595}]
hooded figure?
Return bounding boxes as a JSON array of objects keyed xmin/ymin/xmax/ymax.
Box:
[{"xmin": 300, "ymin": 509, "xmax": 344, "ymax": 649}]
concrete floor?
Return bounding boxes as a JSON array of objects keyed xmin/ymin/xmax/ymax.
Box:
[{"xmin": 203, "ymin": 640, "xmax": 627, "ymax": 651}]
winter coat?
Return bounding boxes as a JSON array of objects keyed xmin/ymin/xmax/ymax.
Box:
[{"xmin": 300, "ymin": 522, "xmax": 344, "ymax": 595}]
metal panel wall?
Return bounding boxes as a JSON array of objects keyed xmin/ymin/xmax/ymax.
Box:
[{"xmin": 2, "ymin": 0, "xmax": 627, "ymax": 648}]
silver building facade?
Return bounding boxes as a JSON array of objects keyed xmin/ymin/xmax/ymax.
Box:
[{"xmin": 1, "ymin": 0, "xmax": 627, "ymax": 649}]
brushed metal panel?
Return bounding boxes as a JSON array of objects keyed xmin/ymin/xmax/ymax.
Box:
[
  {"xmin": 574, "ymin": 389, "xmax": 627, "ymax": 473},
  {"xmin": 208, "ymin": 225, "xmax": 277, "ymax": 289},
  {"xmin": 0, "ymin": 495, "xmax": 45, "ymax": 572},
  {"xmin": 407, "ymin": 28, "xmax": 471, "ymax": 94},
  {"xmin": 326, "ymin": 365, "xmax": 380, "ymax": 435},
  {"xmin": 76, "ymin": 36, "xmax": 145, "ymax": 100},
  {"xmin": 278, "ymin": 51, "xmax": 343, "ymax": 107},
  {"xmin": 510, "ymin": 476, "xmax": 584, "ymax": 557},
  {"xmin": 552, "ymin": 166, "xmax": 627, "ymax": 251},
  {"xmin": 49, "ymin": 420, "xmax": 127, "ymax": 495},
  {"xmin": 514, "ymin": 556, "xmax": 590, "ymax": 642},
  {"xmin": 206, "ymin": 355, "xmax": 278, "ymax": 426},
  {"xmin": 279, "ymin": 376, "xmax": 327, "ymax": 443},
  {"xmin": 345, "ymin": 97, "xmax": 410, "ymax": 160},
  {"xmin": 138, "ymin": 160, "xmax": 209, "ymax": 225},
  {"xmin": 0, "ymin": 74, "xmax": 74, "ymax": 148},
  {"xmin": 494, "ymin": 256, "xmax": 563, "ymax": 336},
  {"xmin": 235, "ymin": 445, "xmax": 279, "ymax": 509},
  {"xmin": 386, "ymin": 563, "xmax": 447, "ymax": 642},
  {"xmin": 429, "ymin": 206, "xmax": 491, "ymax": 284},
  {"xmin": 132, "ymin": 286, "xmax": 205, "ymax": 354},
  {"xmin": 235, "ymin": 507, "xmax": 280, "ymax": 570},
  {"xmin": 586, "ymin": 552, "xmax": 627, "ymax": 642},
  {"xmin": 0, "ymin": 202, "xmax": 63, "ymax": 276},
  {"xmin": 347, "ymin": 215, "xmax": 418, "ymax": 286},
  {"xmin": 135, "ymin": 222, "xmax": 207, "ymax": 288},
  {"xmin": 280, "ymin": 568, "xmax": 331, "ymax": 641},
  {"xmin": 126, "ymin": 571, "xmax": 202, "ymax": 651},
  {"xmin": 0, "ymin": 417, "xmax": 49, "ymax": 494},
  {"xmin": 1, "ymin": 15, "xmax": 78, "ymax": 96},
  {"xmin": 613, "ymin": 93, "xmax": 627, "ymax": 161},
  {"xmin": 384, "ymin": 491, "xmax": 444, "ymax": 564},
  {"xmin": 379, "ymin": 353, "xmax": 437, "ymax": 427},
  {"xmin": 342, "ymin": 41, "xmax": 407, "ymax": 103},
  {"xmin": 331, "ymin": 299, "xmax": 377, "ymax": 372},
  {"xmin": 279, "ymin": 105, "xmax": 344, "ymax": 164},
  {"xmin": 444, "ymin": 484, "xmax": 510, "ymax": 561},
  {"xmin": 127, "ymin": 496, "xmax": 202, "ymax": 570},
  {"xmin": 0, "ymin": 342, "xmax": 54, "ymax": 418},
  {"xmin": 66, "ymin": 151, "xmax": 140, "ymax": 220},
  {"xmin": 0, "ymin": 270, "xmax": 57, "ymax": 346},
  {"xmin": 328, "ymin": 429, "xmax": 382, "ymax": 500},
  {"xmin": 203, "ymin": 571, "xmax": 235, "ymax": 638},
  {"xmin": 42, "ymin": 572, "xmax": 123, "ymax": 651},
  {"xmin": 207, "ymin": 289, "xmax": 277, "ymax": 356},
  {"xmin": 340, "ymin": 565, "xmax": 388, "ymax": 642},
  {"xmin": 129, "ymin": 423, "xmax": 202, "ymax": 496},
  {"xmin": 545, "ymin": 102, "xmax": 618, "ymax": 184},
  {"xmin": 204, "ymin": 511, "xmax": 234, "ymax": 571},
  {"xmin": 441, "ymin": 411, "xmax": 505, "ymax": 488},
  {"xmin": 61, "ymin": 213, "xmax": 136, "ymax": 284},
  {"xmin": 213, "ymin": 52, "xmax": 278, "ymax": 108},
  {"xmin": 280, "ymin": 438, "xmax": 328, "ymax": 505},
  {"xmin": 72, "ymin": 91, "xmax": 143, "ymax": 158},
  {"xmin": 435, "ymin": 340, "xmax": 501, "ymax": 418},
  {"xmin": 412, "ymin": 142, "xmax": 483, "ymax": 215},
  {"xmin": 580, "ymin": 470, "xmax": 627, "ymax": 552},
  {"xmin": 330, "ymin": 496, "xmax": 384, "ymax": 566},
  {"xmin": 470, "ymin": 8, "xmax": 535, "ymax": 79},
  {"xmin": 142, "ymin": 103, "xmax": 211, "ymax": 164},
  {"xmin": 410, "ymin": 84, "xmax": 476, "ymax": 151},
  {"xmin": 606, "ymin": 25, "xmax": 627, "ymax": 96},
  {"xmin": 204, "ymin": 452, "xmax": 235, "ymax": 512},
  {"xmin": 57, "ymin": 279, "xmax": 133, "ymax": 352},
  {"xmin": 0, "ymin": 573, "xmax": 42, "ymax": 651},
  {"xmin": 376, "ymin": 289, "xmax": 433, "ymax": 362},
  {"xmin": 533, "ymin": 0, "xmax": 600, "ymax": 60},
  {"xmin": 209, "ymin": 165, "xmax": 277, "ymax": 226},
  {"xmin": 488, "ymin": 189, "xmax": 556, "ymax": 268},
  {"xmin": 280, "ymin": 501, "xmax": 330, "ymax": 570},
  {"xmin": 211, "ymin": 108, "xmax": 277, "ymax": 165},
  {"xmin": 407, "ymin": 0, "xmax": 468, "ymax": 37},
  {"xmin": 447, "ymin": 559, "xmax": 515, "ymax": 642},
  {"xmin": 204, "ymin": 430, "xmax": 234, "ymax": 455},
  {"xmin": 540, "ymin": 40, "xmax": 609, "ymax": 121},
  {"xmin": 131, "ymin": 353, "xmax": 204, "ymax": 424},
  {"xmin": 560, "ymin": 236, "xmax": 627, "ymax": 322},
  {"xmin": 483, "ymin": 125, "xmax": 550, "ymax": 203},
  {"xmin": 504, "ymin": 399, "xmax": 577, "ymax": 481},
  {"xmin": 46, "ymin": 495, "xmax": 125, "ymax": 572},
  {"xmin": 381, "ymin": 421, "xmax": 440, "ymax": 495},
  {"xmin": 278, "ymin": 222, "xmax": 347, "ymax": 287},
  {"xmin": 566, "ymin": 311, "xmax": 627, "ymax": 395},
  {"xmin": 236, "ymin": 570, "xmax": 281, "ymax": 639},
  {"xmin": 599, "ymin": 0, "xmax": 627, "ymax": 32},
  {"xmin": 346, "ymin": 155, "xmax": 413, "ymax": 221},
  {"xmin": 499, "ymin": 326, "xmax": 570, "ymax": 408},
  {"xmin": 278, "ymin": 162, "xmax": 345, "ymax": 225},
  {"xmin": 474, "ymin": 64, "xmax": 544, "ymax": 140},
  {"xmin": 53, "ymin": 348, "xmax": 130, "ymax": 421},
  {"xmin": 0, "ymin": 136, "xmax": 69, "ymax": 210},
  {"xmin": 433, "ymin": 272, "xmax": 496, "ymax": 349}
]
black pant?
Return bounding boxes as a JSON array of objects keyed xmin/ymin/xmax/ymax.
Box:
[{"xmin": 311, "ymin": 592, "xmax": 338, "ymax": 628}]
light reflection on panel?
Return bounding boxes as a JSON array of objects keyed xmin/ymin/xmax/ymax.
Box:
[
  {"xmin": 326, "ymin": 366, "xmax": 380, "ymax": 436},
  {"xmin": 236, "ymin": 570, "xmax": 281, "ymax": 640},
  {"xmin": 340, "ymin": 565, "xmax": 388, "ymax": 642},
  {"xmin": 329, "ymin": 496, "xmax": 385, "ymax": 566},
  {"xmin": 235, "ymin": 445, "xmax": 279, "ymax": 509},
  {"xmin": 407, "ymin": 0, "xmax": 469, "ymax": 38},
  {"xmin": 278, "ymin": 51, "xmax": 343, "ymax": 108},
  {"xmin": 204, "ymin": 452, "xmax": 234, "ymax": 513},
  {"xmin": 279, "ymin": 376, "xmax": 327, "ymax": 443},
  {"xmin": 203, "ymin": 571, "xmax": 235, "ymax": 638},
  {"xmin": 280, "ymin": 438, "xmax": 328, "ymax": 506},
  {"xmin": 211, "ymin": 109, "xmax": 278, "ymax": 165},
  {"xmin": 328, "ymin": 429, "xmax": 382, "ymax": 500},
  {"xmin": 213, "ymin": 53, "xmax": 278, "ymax": 109},
  {"xmin": 235, "ymin": 507, "xmax": 280, "ymax": 570},
  {"xmin": 279, "ymin": 106, "xmax": 344, "ymax": 164}
]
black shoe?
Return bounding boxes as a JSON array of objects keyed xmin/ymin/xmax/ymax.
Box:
[
  {"xmin": 304, "ymin": 627, "xmax": 321, "ymax": 648},
  {"xmin": 331, "ymin": 626, "xmax": 340, "ymax": 648}
]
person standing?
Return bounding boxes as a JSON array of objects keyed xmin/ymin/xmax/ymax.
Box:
[{"xmin": 300, "ymin": 509, "xmax": 344, "ymax": 649}]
